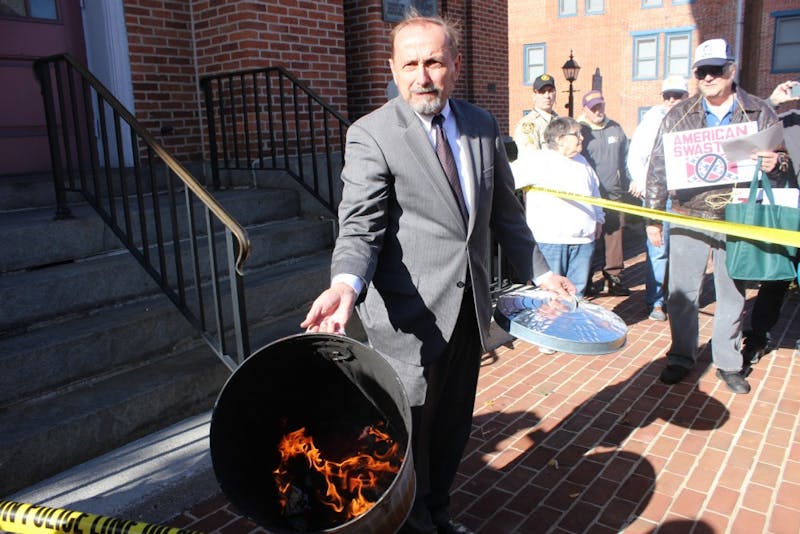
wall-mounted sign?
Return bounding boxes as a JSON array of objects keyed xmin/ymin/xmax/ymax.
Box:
[{"xmin": 383, "ymin": 1, "xmax": 438, "ymax": 23}]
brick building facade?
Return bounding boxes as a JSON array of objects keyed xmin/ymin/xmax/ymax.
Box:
[
  {"xmin": 509, "ymin": 0, "xmax": 800, "ymax": 138},
  {"xmin": 120, "ymin": 0, "xmax": 509, "ymax": 164},
  {"xmin": 123, "ymin": 0, "xmax": 348, "ymax": 162}
]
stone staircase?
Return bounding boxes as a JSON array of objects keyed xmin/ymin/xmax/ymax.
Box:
[{"xmin": 0, "ymin": 168, "xmax": 339, "ymax": 497}]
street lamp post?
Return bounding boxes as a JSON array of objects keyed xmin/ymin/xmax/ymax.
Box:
[{"xmin": 561, "ymin": 50, "xmax": 581, "ymax": 118}]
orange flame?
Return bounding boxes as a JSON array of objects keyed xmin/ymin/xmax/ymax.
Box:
[{"xmin": 273, "ymin": 425, "xmax": 402, "ymax": 521}]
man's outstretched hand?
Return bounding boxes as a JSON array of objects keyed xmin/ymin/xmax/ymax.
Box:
[
  {"xmin": 537, "ymin": 273, "xmax": 576, "ymax": 297},
  {"xmin": 300, "ymin": 282, "xmax": 357, "ymax": 334}
]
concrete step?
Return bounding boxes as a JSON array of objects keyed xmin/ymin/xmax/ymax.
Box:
[
  {"xmin": 0, "ymin": 172, "xmax": 78, "ymax": 212},
  {"xmin": 0, "ymin": 247, "xmax": 335, "ymax": 496},
  {"xmin": 0, "ymin": 295, "xmax": 195, "ymax": 408},
  {"xmin": 0, "ymin": 249, "xmax": 334, "ymax": 407},
  {"xmin": 0, "ymin": 300, "xmax": 346, "ymax": 497},
  {"xmin": 0, "ymin": 342, "xmax": 230, "ymax": 497},
  {"xmin": 0, "ymin": 187, "xmax": 301, "ymax": 273},
  {"xmin": 0, "ymin": 164, "xmax": 341, "ymax": 499},
  {"xmin": 0, "ymin": 165, "xmax": 211, "ymax": 213},
  {"xmin": 0, "ymin": 217, "xmax": 333, "ymax": 333}
]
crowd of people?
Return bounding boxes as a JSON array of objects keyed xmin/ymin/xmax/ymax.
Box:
[
  {"xmin": 302, "ymin": 10, "xmax": 798, "ymax": 532},
  {"xmin": 513, "ymin": 38, "xmax": 798, "ymax": 395}
]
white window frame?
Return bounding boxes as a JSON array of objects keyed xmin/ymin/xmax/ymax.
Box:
[
  {"xmin": 559, "ymin": 0, "xmax": 578, "ymax": 17},
  {"xmin": 586, "ymin": 0, "xmax": 604, "ymax": 15},
  {"xmin": 523, "ymin": 43, "xmax": 546, "ymax": 85},
  {"xmin": 772, "ymin": 11, "xmax": 800, "ymax": 73},
  {"xmin": 664, "ymin": 31, "xmax": 692, "ymax": 78},
  {"xmin": 633, "ymin": 34, "xmax": 659, "ymax": 80}
]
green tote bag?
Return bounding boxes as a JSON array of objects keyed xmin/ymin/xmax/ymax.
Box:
[{"xmin": 725, "ymin": 158, "xmax": 800, "ymax": 281}]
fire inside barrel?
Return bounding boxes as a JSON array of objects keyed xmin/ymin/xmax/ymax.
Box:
[{"xmin": 272, "ymin": 422, "xmax": 404, "ymax": 531}]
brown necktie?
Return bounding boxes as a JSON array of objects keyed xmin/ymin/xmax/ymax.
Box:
[{"xmin": 432, "ymin": 114, "xmax": 468, "ymax": 225}]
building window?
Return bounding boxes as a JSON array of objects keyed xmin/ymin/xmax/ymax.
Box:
[
  {"xmin": 665, "ymin": 31, "xmax": 691, "ymax": 78},
  {"xmin": 772, "ymin": 11, "xmax": 800, "ymax": 72},
  {"xmin": 671, "ymin": 0, "xmax": 695, "ymax": 4},
  {"xmin": 586, "ymin": 0, "xmax": 604, "ymax": 15},
  {"xmin": 0, "ymin": 0, "xmax": 58, "ymax": 20},
  {"xmin": 633, "ymin": 35, "xmax": 659, "ymax": 80},
  {"xmin": 559, "ymin": 0, "xmax": 578, "ymax": 17},
  {"xmin": 523, "ymin": 43, "xmax": 546, "ymax": 85},
  {"xmin": 638, "ymin": 107, "xmax": 652, "ymax": 123},
  {"xmin": 642, "ymin": 0, "xmax": 663, "ymax": 7}
]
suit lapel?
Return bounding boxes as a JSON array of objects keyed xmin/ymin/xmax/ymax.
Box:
[
  {"xmin": 451, "ymin": 100, "xmax": 481, "ymax": 235},
  {"xmin": 397, "ymin": 101, "xmax": 467, "ymax": 228}
]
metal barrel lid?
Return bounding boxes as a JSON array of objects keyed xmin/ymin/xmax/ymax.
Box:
[{"xmin": 493, "ymin": 286, "xmax": 627, "ymax": 355}]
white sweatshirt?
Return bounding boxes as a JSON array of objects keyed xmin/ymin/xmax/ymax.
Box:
[
  {"xmin": 626, "ymin": 104, "xmax": 667, "ymax": 191},
  {"xmin": 511, "ymin": 150, "xmax": 605, "ymax": 244}
]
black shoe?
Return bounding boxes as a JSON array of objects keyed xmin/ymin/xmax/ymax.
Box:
[
  {"xmin": 603, "ymin": 271, "xmax": 630, "ymax": 296},
  {"xmin": 437, "ymin": 519, "xmax": 475, "ymax": 534},
  {"xmin": 583, "ymin": 281, "xmax": 601, "ymax": 298},
  {"xmin": 716, "ymin": 369, "xmax": 751, "ymax": 394},
  {"xmin": 743, "ymin": 345, "xmax": 766, "ymax": 364},
  {"xmin": 742, "ymin": 333, "xmax": 768, "ymax": 364},
  {"xmin": 659, "ymin": 364, "xmax": 689, "ymax": 385}
]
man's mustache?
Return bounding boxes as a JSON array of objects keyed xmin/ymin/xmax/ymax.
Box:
[{"xmin": 411, "ymin": 85, "xmax": 439, "ymax": 95}]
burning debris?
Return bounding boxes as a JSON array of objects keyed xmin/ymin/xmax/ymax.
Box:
[{"xmin": 272, "ymin": 423, "xmax": 404, "ymax": 531}]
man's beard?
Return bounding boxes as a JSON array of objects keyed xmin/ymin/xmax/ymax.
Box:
[{"xmin": 408, "ymin": 86, "xmax": 444, "ymax": 115}]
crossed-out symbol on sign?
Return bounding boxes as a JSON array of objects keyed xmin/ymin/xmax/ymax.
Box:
[{"xmin": 691, "ymin": 153, "xmax": 729, "ymax": 183}]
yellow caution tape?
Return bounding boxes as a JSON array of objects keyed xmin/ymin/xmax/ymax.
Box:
[
  {"xmin": 0, "ymin": 500, "xmax": 203, "ymax": 534},
  {"xmin": 525, "ymin": 186, "xmax": 800, "ymax": 249}
]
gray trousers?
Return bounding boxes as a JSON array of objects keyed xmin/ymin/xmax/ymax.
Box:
[{"xmin": 666, "ymin": 227, "xmax": 747, "ymax": 372}]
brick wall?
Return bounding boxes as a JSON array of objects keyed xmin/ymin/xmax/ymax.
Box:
[
  {"xmin": 123, "ymin": 0, "xmax": 509, "ymax": 162},
  {"xmin": 343, "ymin": 0, "xmax": 509, "ymax": 132},
  {"xmin": 742, "ymin": 0, "xmax": 800, "ymax": 112},
  {"xmin": 124, "ymin": 1, "xmax": 201, "ymax": 159},
  {"xmin": 462, "ymin": 0, "xmax": 509, "ymax": 133},
  {"xmin": 124, "ymin": 0, "xmax": 347, "ymax": 162},
  {"xmin": 508, "ymin": 0, "xmax": 799, "ymax": 138},
  {"xmin": 342, "ymin": 0, "xmax": 394, "ymax": 120}
]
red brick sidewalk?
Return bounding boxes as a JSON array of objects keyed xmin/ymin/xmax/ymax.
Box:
[{"xmin": 170, "ymin": 240, "xmax": 800, "ymax": 534}]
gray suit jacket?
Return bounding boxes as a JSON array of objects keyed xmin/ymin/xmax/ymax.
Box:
[{"xmin": 332, "ymin": 97, "xmax": 549, "ymax": 366}]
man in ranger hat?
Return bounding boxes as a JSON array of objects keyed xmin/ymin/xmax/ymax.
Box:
[{"xmin": 513, "ymin": 73, "xmax": 558, "ymax": 158}]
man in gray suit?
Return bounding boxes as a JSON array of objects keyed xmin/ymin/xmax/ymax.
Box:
[{"xmin": 303, "ymin": 12, "xmax": 573, "ymax": 534}]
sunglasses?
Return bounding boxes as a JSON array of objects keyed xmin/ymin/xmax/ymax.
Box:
[
  {"xmin": 694, "ymin": 65, "xmax": 728, "ymax": 79},
  {"xmin": 662, "ymin": 91, "xmax": 686, "ymax": 100}
]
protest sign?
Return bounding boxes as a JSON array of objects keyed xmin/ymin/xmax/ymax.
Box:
[{"xmin": 663, "ymin": 122, "xmax": 757, "ymax": 190}]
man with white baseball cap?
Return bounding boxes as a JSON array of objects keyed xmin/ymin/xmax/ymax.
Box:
[
  {"xmin": 644, "ymin": 38, "xmax": 790, "ymax": 394},
  {"xmin": 627, "ymin": 75, "xmax": 689, "ymax": 322}
]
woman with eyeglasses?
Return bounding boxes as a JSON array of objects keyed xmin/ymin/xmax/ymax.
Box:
[{"xmin": 511, "ymin": 116, "xmax": 605, "ymax": 310}]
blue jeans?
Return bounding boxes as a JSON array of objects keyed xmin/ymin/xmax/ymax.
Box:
[
  {"xmin": 538, "ymin": 241, "xmax": 596, "ymax": 297},
  {"xmin": 645, "ymin": 198, "xmax": 670, "ymax": 309}
]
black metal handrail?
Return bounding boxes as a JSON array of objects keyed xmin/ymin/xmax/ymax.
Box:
[
  {"xmin": 200, "ymin": 66, "xmax": 516, "ymax": 297},
  {"xmin": 34, "ymin": 53, "xmax": 251, "ymax": 370},
  {"xmin": 200, "ymin": 66, "xmax": 350, "ymax": 213}
]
